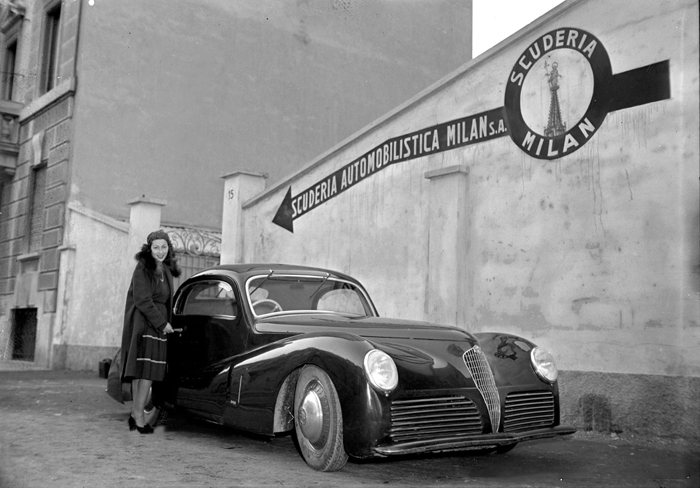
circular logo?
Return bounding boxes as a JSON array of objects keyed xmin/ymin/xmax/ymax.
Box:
[{"xmin": 504, "ymin": 28, "xmax": 612, "ymax": 159}]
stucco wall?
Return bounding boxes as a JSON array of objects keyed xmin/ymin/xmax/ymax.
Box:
[
  {"xmin": 558, "ymin": 371, "xmax": 700, "ymax": 440},
  {"xmin": 233, "ymin": 0, "xmax": 699, "ymax": 380},
  {"xmin": 464, "ymin": 0, "xmax": 699, "ymax": 377},
  {"xmin": 54, "ymin": 203, "xmax": 130, "ymax": 370}
]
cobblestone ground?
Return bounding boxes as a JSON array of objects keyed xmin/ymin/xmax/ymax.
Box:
[{"xmin": 0, "ymin": 369, "xmax": 698, "ymax": 488}]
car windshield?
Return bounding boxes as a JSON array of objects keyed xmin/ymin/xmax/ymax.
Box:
[{"xmin": 246, "ymin": 274, "xmax": 374, "ymax": 317}]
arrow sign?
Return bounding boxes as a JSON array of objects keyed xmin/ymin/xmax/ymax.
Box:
[
  {"xmin": 273, "ymin": 107, "xmax": 508, "ymax": 232},
  {"xmin": 272, "ymin": 187, "xmax": 294, "ymax": 232}
]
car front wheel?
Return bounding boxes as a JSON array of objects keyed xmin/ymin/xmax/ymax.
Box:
[{"xmin": 294, "ymin": 365, "xmax": 348, "ymax": 472}]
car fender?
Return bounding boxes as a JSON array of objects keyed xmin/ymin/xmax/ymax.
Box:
[
  {"xmin": 473, "ymin": 332, "xmax": 561, "ymax": 422},
  {"xmin": 221, "ymin": 331, "xmax": 390, "ymax": 456},
  {"xmin": 472, "ymin": 332, "xmax": 544, "ymax": 386}
]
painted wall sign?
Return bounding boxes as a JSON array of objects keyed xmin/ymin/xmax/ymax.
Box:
[
  {"xmin": 273, "ymin": 28, "xmax": 670, "ymax": 232},
  {"xmin": 273, "ymin": 107, "xmax": 507, "ymax": 232},
  {"xmin": 504, "ymin": 28, "xmax": 670, "ymax": 160}
]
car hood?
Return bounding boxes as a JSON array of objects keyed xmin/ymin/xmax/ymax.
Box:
[
  {"xmin": 257, "ymin": 314, "xmax": 480, "ymax": 390},
  {"xmin": 258, "ymin": 313, "xmax": 477, "ymax": 343}
]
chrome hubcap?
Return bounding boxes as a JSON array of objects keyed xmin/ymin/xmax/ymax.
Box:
[{"xmin": 298, "ymin": 388, "xmax": 323, "ymax": 443}]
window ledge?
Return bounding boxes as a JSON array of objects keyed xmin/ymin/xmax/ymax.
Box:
[
  {"xmin": 19, "ymin": 78, "xmax": 75, "ymax": 123},
  {"xmin": 17, "ymin": 252, "xmax": 40, "ymax": 262}
]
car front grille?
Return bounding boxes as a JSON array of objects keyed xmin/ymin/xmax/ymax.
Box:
[
  {"xmin": 389, "ymin": 396, "xmax": 483, "ymax": 443},
  {"xmin": 463, "ymin": 345, "xmax": 501, "ymax": 433},
  {"xmin": 503, "ymin": 391, "xmax": 555, "ymax": 432}
]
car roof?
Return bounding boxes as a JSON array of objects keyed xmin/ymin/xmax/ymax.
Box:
[{"xmin": 192, "ymin": 263, "xmax": 359, "ymax": 283}]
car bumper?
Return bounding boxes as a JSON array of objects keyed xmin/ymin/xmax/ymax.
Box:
[{"xmin": 373, "ymin": 425, "xmax": 577, "ymax": 456}]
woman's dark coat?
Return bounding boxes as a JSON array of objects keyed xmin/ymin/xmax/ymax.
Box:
[{"xmin": 119, "ymin": 260, "xmax": 174, "ymax": 383}]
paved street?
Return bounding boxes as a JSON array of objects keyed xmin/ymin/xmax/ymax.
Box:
[{"xmin": 0, "ymin": 368, "xmax": 697, "ymax": 488}]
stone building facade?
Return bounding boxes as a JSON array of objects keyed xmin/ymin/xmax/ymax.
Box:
[{"xmin": 0, "ymin": 0, "xmax": 79, "ymax": 367}]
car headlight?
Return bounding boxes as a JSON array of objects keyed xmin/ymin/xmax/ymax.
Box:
[
  {"xmin": 364, "ymin": 349, "xmax": 398, "ymax": 394},
  {"xmin": 530, "ymin": 346, "xmax": 558, "ymax": 383}
]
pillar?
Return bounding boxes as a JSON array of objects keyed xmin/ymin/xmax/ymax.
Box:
[
  {"xmin": 126, "ymin": 197, "xmax": 166, "ymax": 258},
  {"xmin": 424, "ymin": 164, "xmax": 470, "ymax": 328},
  {"xmin": 221, "ymin": 171, "xmax": 267, "ymax": 264}
]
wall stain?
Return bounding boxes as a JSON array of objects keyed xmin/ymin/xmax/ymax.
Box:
[
  {"xmin": 577, "ymin": 322, "xmax": 605, "ymax": 331},
  {"xmin": 625, "ymin": 169, "xmax": 633, "ymax": 200},
  {"xmin": 585, "ymin": 241, "xmax": 603, "ymax": 265},
  {"xmin": 579, "ymin": 394, "xmax": 614, "ymax": 433},
  {"xmin": 528, "ymin": 256, "xmax": 540, "ymax": 283},
  {"xmin": 571, "ymin": 296, "xmax": 599, "ymax": 314},
  {"xmin": 691, "ymin": 208, "xmax": 700, "ymax": 293},
  {"xmin": 522, "ymin": 286, "xmax": 539, "ymax": 298}
]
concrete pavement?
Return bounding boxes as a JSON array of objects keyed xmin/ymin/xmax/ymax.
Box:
[{"xmin": 0, "ymin": 367, "xmax": 697, "ymax": 487}]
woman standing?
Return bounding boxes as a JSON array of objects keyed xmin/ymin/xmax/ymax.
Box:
[{"xmin": 120, "ymin": 230, "xmax": 180, "ymax": 434}]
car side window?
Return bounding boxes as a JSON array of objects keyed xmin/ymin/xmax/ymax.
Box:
[{"xmin": 181, "ymin": 281, "xmax": 238, "ymax": 317}]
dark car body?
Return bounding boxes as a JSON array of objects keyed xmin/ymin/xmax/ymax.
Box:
[{"xmin": 127, "ymin": 264, "xmax": 575, "ymax": 470}]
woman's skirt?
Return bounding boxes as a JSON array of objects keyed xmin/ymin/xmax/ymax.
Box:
[{"xmin": 123, "ymin": 318, "xmax": 167, "ymax": 382}]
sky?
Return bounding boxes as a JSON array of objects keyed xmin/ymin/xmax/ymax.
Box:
[{"xmin": 473, "ymin": 0, "xmax": 566, "ymax": 57}]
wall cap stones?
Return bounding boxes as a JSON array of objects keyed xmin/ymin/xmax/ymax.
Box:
[
  {"xmin": 126, "ymin": 196, "xmax": 167, "ymax": 207},
  {"xmin": 424, "ymin": 164, "xmax": 469, "ymax": 180}
]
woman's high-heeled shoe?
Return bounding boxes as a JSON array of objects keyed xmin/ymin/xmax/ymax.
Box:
[
  {"xmin": 136, "ymin": 423, "xmax": 154, "ymax": 435},
  {"xmin": 128, "ymin": 415, "xmax": 137, "ymax": 431}
]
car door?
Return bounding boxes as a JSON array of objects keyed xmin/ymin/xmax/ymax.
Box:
[{"xmin": 168, "ymin": 278, "xmax": 247, "ymax": 418}]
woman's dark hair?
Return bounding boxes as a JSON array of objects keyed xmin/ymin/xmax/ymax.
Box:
[{"xmin": 135, "ymin": 241, "xmax": 181, "ymax": 278}]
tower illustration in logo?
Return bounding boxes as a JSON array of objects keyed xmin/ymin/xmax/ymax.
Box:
[{"xmin": 544, "ymin": 61, "xmax": 566, "ymax": 138}]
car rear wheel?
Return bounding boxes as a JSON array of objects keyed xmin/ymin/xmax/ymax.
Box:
[{"xmin": 294, "ymin": 365, "xmax": 348, "ymax": 472}]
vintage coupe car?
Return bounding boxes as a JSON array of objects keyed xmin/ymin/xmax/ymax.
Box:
[{"xmin": 111, "ymin": 263, "xmax": 575, "ymax": 471}]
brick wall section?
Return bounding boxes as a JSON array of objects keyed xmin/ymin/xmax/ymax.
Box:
[
  {"xmin": 0, "ymin": 0, "xmax": 79, "ymax": 305},
  {"xmin": 0, "ymin": 98, "xmax": 73, "ymax": 299},
  {"xmin": 1, "ymin": 139, "xmax": 24, "ymax": 292},
  {"xmin": 24, "ymin": 98, "xmax": 73, "ymax": 308}
]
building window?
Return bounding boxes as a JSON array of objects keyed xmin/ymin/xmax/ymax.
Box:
[
  {"xmin": 2, "ymin": 39, "xmax": 16, "ymax": 100},
  {"xmin": 40, "ymin": 3, "xmax": 61, "ymax": 94},
  {"xmin": 28, "ymin": 165, "xmax": 46, "ymax": 252}
]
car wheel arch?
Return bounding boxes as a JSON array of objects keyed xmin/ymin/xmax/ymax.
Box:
[
  {"xmin": 273, "ymin": 367, "xmax": 302, "ymax": 433},
  {"xmin": 271, "ymin": 352, "xmax": 369, "ymax": 436}
]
